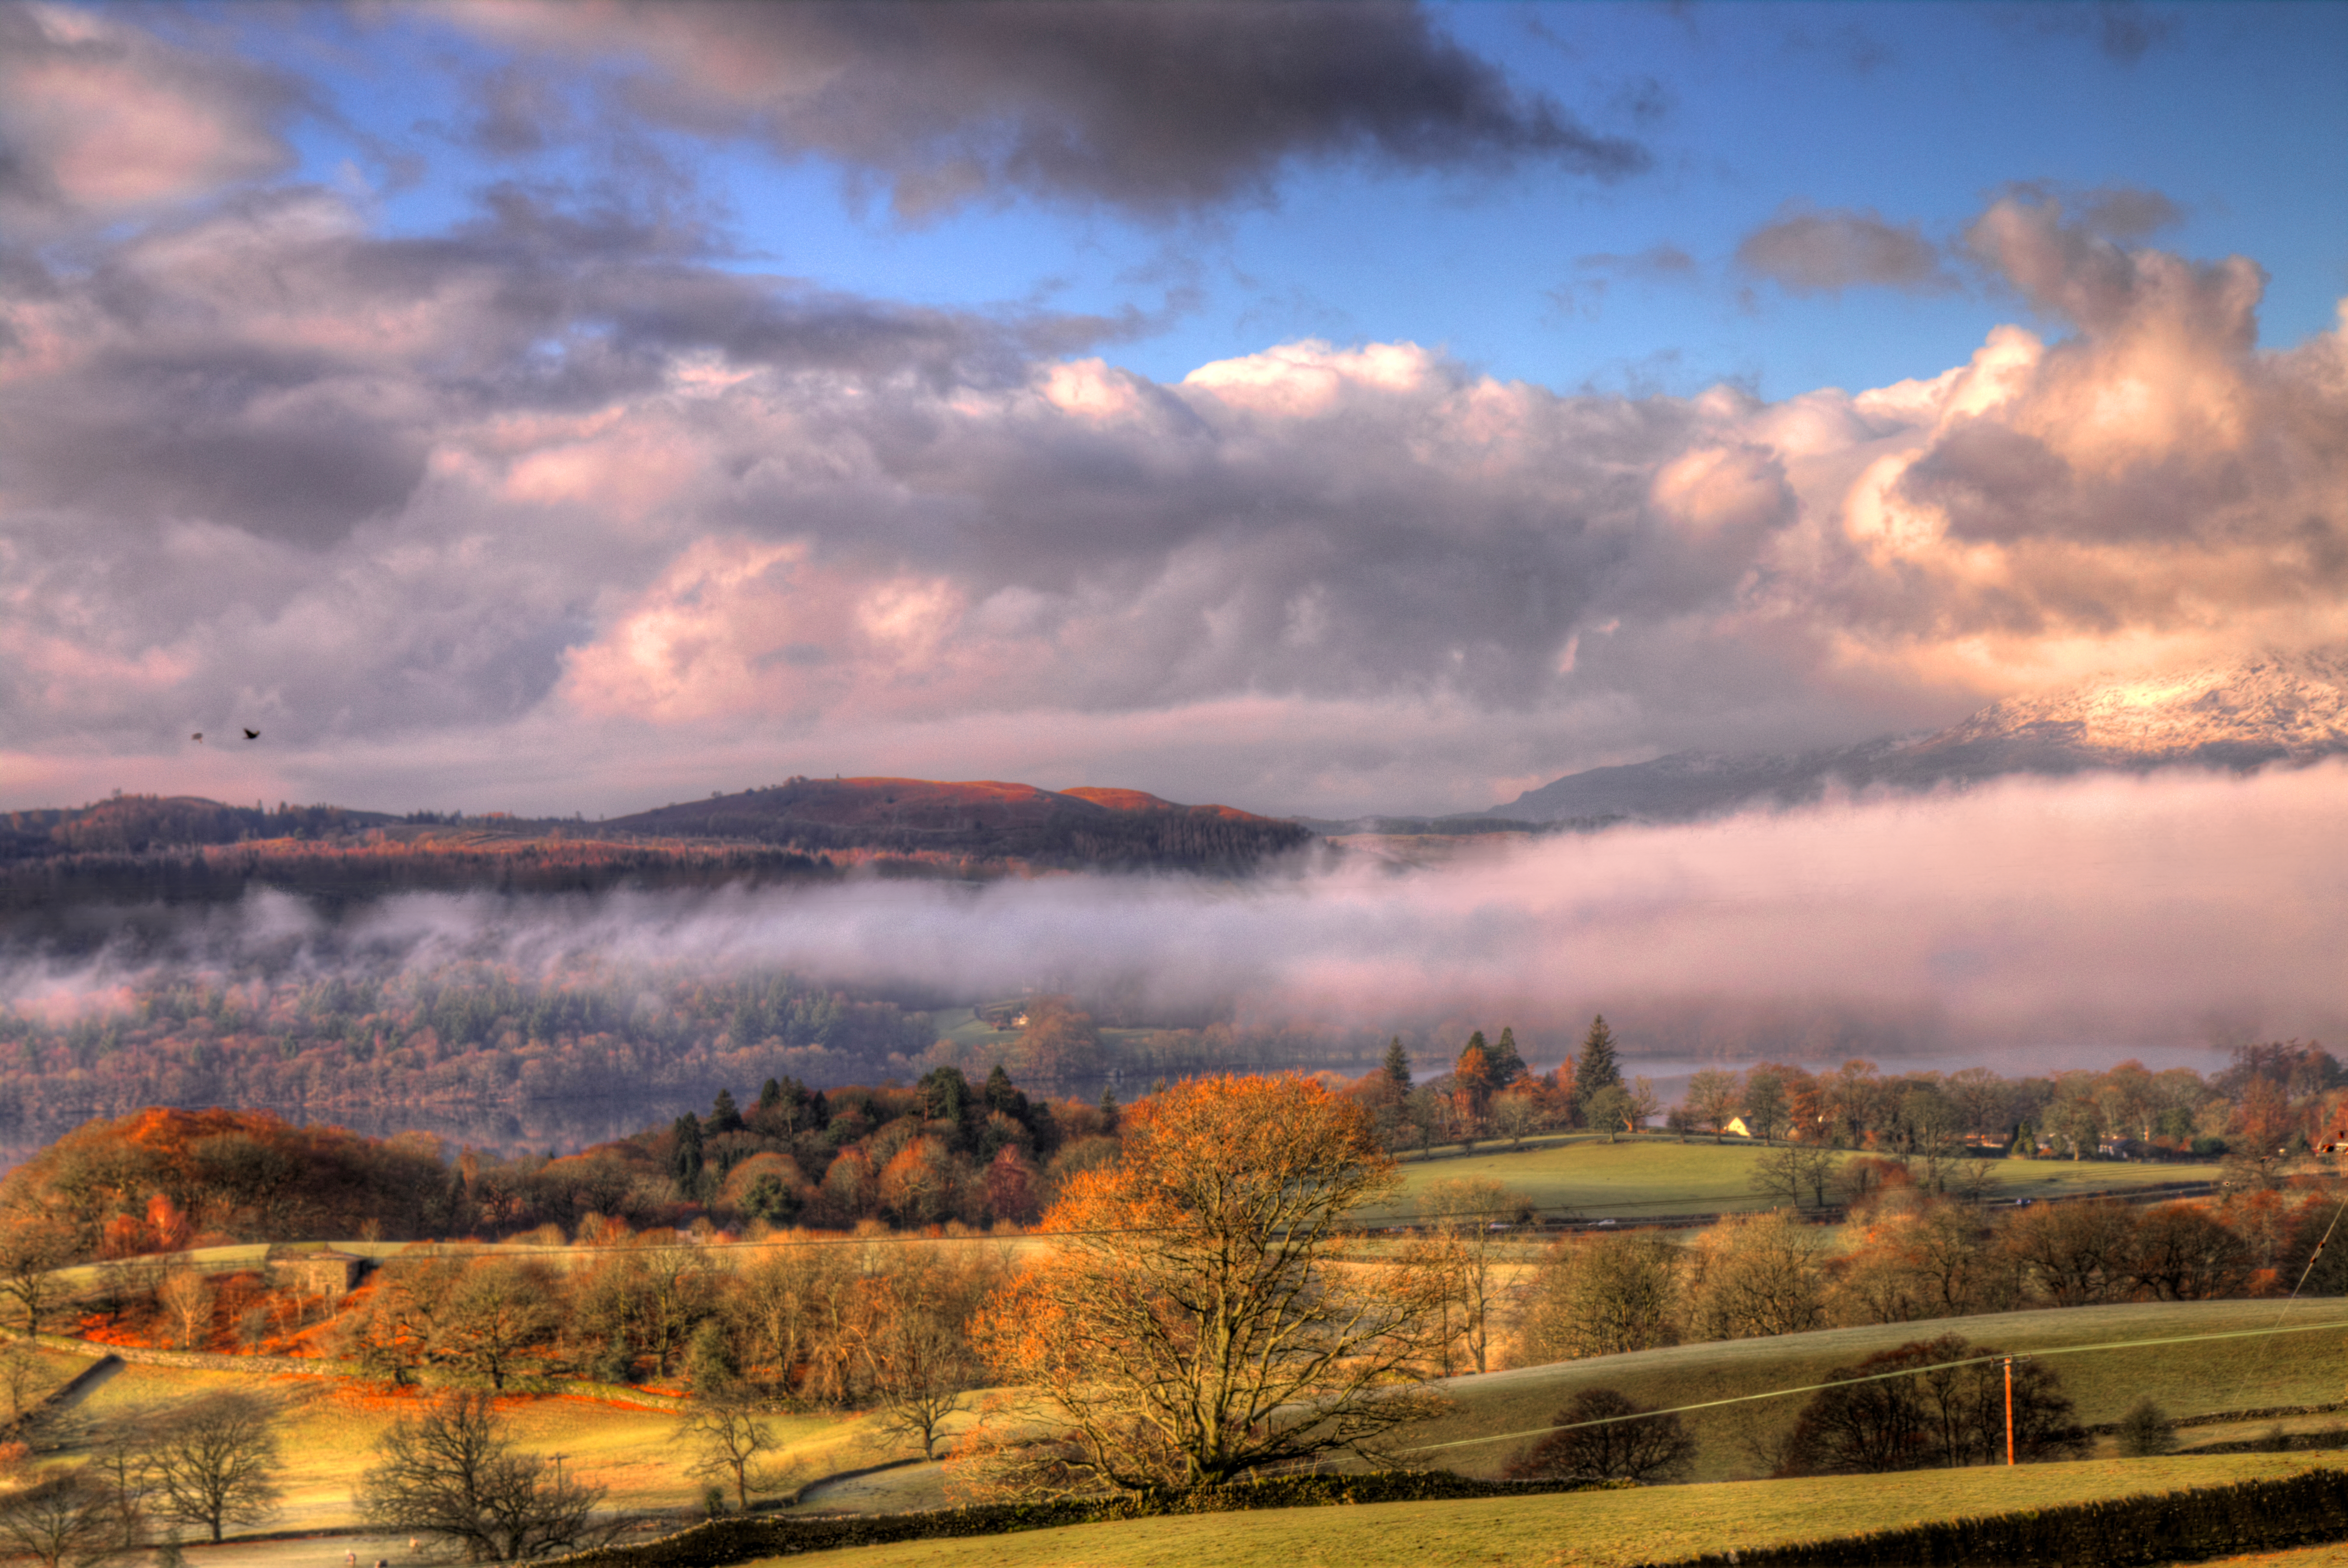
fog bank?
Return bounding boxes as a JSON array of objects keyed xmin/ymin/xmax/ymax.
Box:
[{"xmin": 7, "ymin": 762, "xmax": 2344, "ymax": 1067}]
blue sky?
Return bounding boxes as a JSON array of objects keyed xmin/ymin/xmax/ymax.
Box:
[
  {"xmin": 225, "ymin": 1, "xmax": 2348, "ymax": 399},
  {"xmin": 5, "ymin": 1, "xmax": 2348, "ymax": 818}
]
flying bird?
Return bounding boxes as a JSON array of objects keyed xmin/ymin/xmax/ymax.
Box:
[
  {"xmin": 191, "ymin": 732, "xmax": 203, "ymax": 743},
  {"xmin": 243, "ymin": 728, "xmax": 260, "ymax": 741}
]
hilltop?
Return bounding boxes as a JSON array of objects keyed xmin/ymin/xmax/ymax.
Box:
[
  {"xmin": 0, "ymin": 778, "xmax": 1310, "ymax": 945},
  {"xmin": 1492, "ymin": 646, "xmax": 2348, "ymax": 824},
  {"xmin": 605, "ymin": 775, "xmax": 1307, "ymax": 869}
]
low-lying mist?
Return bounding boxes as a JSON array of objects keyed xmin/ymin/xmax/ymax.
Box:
[{"xmin": 7, "ymin": 762, "xmax": 2345, "ymax": 1070}]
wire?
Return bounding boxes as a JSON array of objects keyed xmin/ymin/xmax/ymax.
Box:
[{"xmin": 1401, "ymin": 1313, "xmax": 2348, "ymax": 1454}]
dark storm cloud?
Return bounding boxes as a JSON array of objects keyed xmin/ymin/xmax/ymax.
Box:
[
  {"xmin": 1735, "ymin": 203, "xmax": 1957, "ymax": 295},
  {"xmin": 460, "ymin": 0, "xmax": 1648, "ymax": 218}
]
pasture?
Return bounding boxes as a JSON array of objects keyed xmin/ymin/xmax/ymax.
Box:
[
  {"xmin": 756, "ymin": 1452, "xmax": 2336, "ymax": 1568},
  {"xmin": 1417, "ymin": 1297, "xmax": 2348, "ymax": 1485},
  {"xmin": 1369, "ymin": 1134, "xmax": 2229, "ymax": 1224}
]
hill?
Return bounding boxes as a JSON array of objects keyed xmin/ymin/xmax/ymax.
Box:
[
  {"xmin": 603, "ymin": 776, "xmax": 1310, "ymax": 870},
  {"xmin": 1492, "ymin": 646, "xmax": 2348, "ymax": 824}
]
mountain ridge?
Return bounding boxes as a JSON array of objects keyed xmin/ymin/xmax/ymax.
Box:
[{"xmin": 1489, "ymin": 647, "xmax": 2348, "ymax": 824}]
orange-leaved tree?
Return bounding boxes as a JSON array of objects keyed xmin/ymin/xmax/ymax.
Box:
[{"xmin": 965, "ymin": 1074, "xmax": 1448, "ymax": 1496}]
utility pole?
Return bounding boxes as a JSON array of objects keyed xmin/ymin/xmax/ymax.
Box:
[{"xmin": 2004, "ymin": 1356, "xmax": 2016, "ymax": 1466}]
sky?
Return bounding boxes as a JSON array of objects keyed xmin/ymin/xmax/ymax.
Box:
[{"xmin": 5, "ymin": 0, "xmax": 2348, "ymax": 821}]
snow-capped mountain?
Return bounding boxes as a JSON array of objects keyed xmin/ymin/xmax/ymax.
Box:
[{"xmin": 1490, "ymin": 648, "xmax": 2348, "ymax": 824}]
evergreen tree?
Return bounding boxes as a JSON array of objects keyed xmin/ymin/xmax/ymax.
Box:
[
  {"xmin": 670, "ymin": 1113, "xmax": 706, "ymax": 1188},
  {"xmin": 1100, "ymin": 1084, "xmax": 1121, "ymax": 1134},
  {"xmin": 1488, "ymin": 1026, "xmax": 1527, "ymax": 1086},
  {"xmin": 757, "ymin": 1077, "xmax": 783, "ymax": 1112},
  {"xmin": 708, "ymin": 1087, "xmax": 744, "ymax": 1135},
  {"xmin": 1382, "ymin": 1037, "xmax": 1412, "ymax": 1094},
  {"xmin": 1572, "ymin": 1016, "xmax": 1623, "ymax": 1121},
  {"xmin": 983, "ymin": 1062, "xmax": 1027, "ymax": 1118}
]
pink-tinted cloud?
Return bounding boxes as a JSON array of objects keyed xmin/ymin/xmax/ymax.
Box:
[{"xmin": 0, "ymin": 4, "xmax": 299, "ymax": 226}]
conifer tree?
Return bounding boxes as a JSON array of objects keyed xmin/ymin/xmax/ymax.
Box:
[
  {"xmin": 1488, "ymin": 1026, "xmax": 1527, "ymax": 1086},
  {"xmin": 1572, "ymin": 1016, "xmax": 1623, "ymax": 1121},
  {"xmin": 1100, "ymin": 1084, "xmax": 1121, "ymax": 1134},
  {"xmin": 709, "ymin": 1087, "xmax": 744, "ymax": 1135},
  {"xmin": 670, "ymin": 1113, "xmax": 705, "ymax": 1188},
  {"xmin": 1382, "ymin": 1037, "xmax": 1412, "ymax": 1094}
]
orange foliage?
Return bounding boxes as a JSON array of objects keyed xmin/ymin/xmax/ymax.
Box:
[{"xmin": 968, "ymin": 1074, "xmax": 1446, "ymax": 1494}]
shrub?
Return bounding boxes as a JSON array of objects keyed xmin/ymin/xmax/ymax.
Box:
[
  {"xmin": 1504, "ymin": 1388, "xmax": 1695, "ymax": 1483},
  {"xmin": 2116, "ymin": 1399, "xmax": 2179, "ymax": 1457}
]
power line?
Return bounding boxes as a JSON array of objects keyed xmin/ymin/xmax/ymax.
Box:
[{"xmin": 1402, "ymin": 1314, "xmax": 2348, "ymax": 1454}]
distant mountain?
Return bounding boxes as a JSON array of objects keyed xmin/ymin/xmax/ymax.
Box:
[{"xmin": 1491, "ymin": 647, "xmax": 2348, "ymax": 824}]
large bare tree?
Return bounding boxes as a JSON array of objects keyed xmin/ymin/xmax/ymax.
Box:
[
  {"xmin": 141, "ymin": 1394, "xmax": 282, "ymax": 1544},
  {"xmin": 970, "ymin": 1075, "xmax": 1449, "ymax": 1496},
  {"xmin": 357, "ymin": 1392, "xmax": 610, "ymax": 1562}
]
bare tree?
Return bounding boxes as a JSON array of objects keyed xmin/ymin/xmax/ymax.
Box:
[
  {"xmin": 1684, "ymin": 1070, "xmax": 1742, "ymax": 1142},
  {"xmin": 1687, "ymin": 1212, "xmax": 1827, "ymax": 1341},
  {"xmin": 0, "ymin": 1220, "xmax": 76, "ymax": 1336},
  {"xmin": 357, "ymin": 1392, "xmax": 611, "ymax": 1562},
  {"xmin": 1748, "ymin": 1144, "xmax": 1838, "ymax": 1210},
  {"xmin": 0, "ymin": 1338, "xmax": 51, "ymax": 1426},
  {"xmin": 142, "ymin": 1394, "xmax": 282, "ymax": 1544},
  {"xmin": 854, "ymin": 1252, "xmax": 993, "ymax": 1460},
  {"xmin": 1513, "ymin": 1231, "xmax": 1681, "ymax": 1364},
  {"xmin": 432, "ymin": 1261, "xmax": 557, "ymax": 1390},
  {"xmin": 680, "ymin": 1397, "xmax": 792, "ymax": 1513},
  {"xmin": 154, "ymin": 1273, "xmax": 214, "ymax": 1354},
  {"xmin": 0, "ymin": 1471, "xmax": 122, "ymax": 1568},
  {"xmin": 1415, "ymin": 1178, "xmax": 1525, "ymax": 1376}
]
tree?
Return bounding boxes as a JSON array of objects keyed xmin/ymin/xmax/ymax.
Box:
[
  {"xmin": 1688, "ymin": 1211, "xmax": 1826, "ymax": 1341},
  {"xmin": 357, "ymin": 1392, "xmax": 609, "ymax": 1562},
  {"xmin": 1741, "ymin": 1069, "xmax": 1791, "ymax": 1145},
  {"xmin": 1625, "ymin": 1076, "xmax": 1661, "ymax": 1134},
  {"xmin": 0, "ymin": 1218, "xmax": 76, "ymax": 1335},
  {"xmin": 2001, "ymin": 1199, "xmax": 2138, "ymax": 1306},
  {"xmin": 142, "ymin": 1394, "xmax": 282, "ymax": 1543},
  {"xmin": 1416, "ymin": 1179, "xmax": 1524, "ymax": 1376},
  {"xmin": 155, "ymin": 1272, "xmax": 215, "ymax": 1354},
  {"xmin": 969, "ymin": 1075, "xmax": 1448, "ymax": 1495},
  {"xmin": 1490, "ymin": 1092, "xmax": 1537, "ymax": 1150},
  {"xmin": 1453, "ymin": 1037, "xmax": 1495, "ymax": 1130},
  {"xmin": 0, "ymin": 1472, "xmax": 122, "ymax": 1568},
  {"xmin": 1381, "ymin": 1038, "xmax": 1412, "ymax": 1096},
  {"xmin": 1781, "ymin": 1335, "xmax": 2087, "ymax": 1473},
  {"xmin": 1514, "ymin": 1231, "xmax": 1680, "ymax": 1363},
  {"xmin": 1684, "ymin": 1070, "xmax": 1741, "ymax": 1142},
  {"xmin": 707, "ymin": 1088, "xmax": 744, "ymax": 1136},
  {"xmin": 1749, "ymin": 1144, "xmax": 1838, "ymax": 1209},
  {"xmin": 681, "ymin": 1396, "xmax": 787, "ymax": 1513},
  {"xmin": 2125, "ymin": 1203, "xmax": 2251, "ymax": 1301},
  {"xmin": 1487, "ymin": 1028, "xmax": 1528, "ymax": 1088},
  {"xmin": 433, "ymin": 1261, "xmax": 557, "ymax": 1390},
  {"xmin": 2116, "ymin": 1398, "xmax": 2179, "ymax": 1457},
  {"xmin": 1583, "ymin": 1085, "xmax": 1634, "ymax": 1144},
  {"xmin": 855, "ymin": 1252, "xmax": 990, "ymax": 1460},
  {"xmin": 1504, "ymin": 1389, "xmax": 1694, "ymax": 1483},
  {"xmin": 669, "ymin": 1114, "xmax": 706, "ymax": 1195},
  {"xmin": 1572, "ymin": 1017, "xmax": 1622, "ymax": 1125}
]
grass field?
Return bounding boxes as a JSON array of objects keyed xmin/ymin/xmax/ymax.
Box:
[
  {"xmin": 1370, "ymin": 1135, "xmax": 2229, "ymax": 1224},
  {"xmin": 1414, "ymin": 1297, "xmax": 2348, "ymax": 1485},
  {"xmin": 754, "ymin": 1452, "xmax": 2336, "ymax": 1568},
  {"xmin": 46, "ymin": 1358, "xmax": 909, "ymax": 1535}
]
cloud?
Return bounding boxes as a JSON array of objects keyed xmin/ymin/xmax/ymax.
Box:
[
  {"xmin": 3, "ymin": 169, "xmax": 2347, "ymax": 819},
  {"xmin": 0, "ymin": 3, "xmax": 302, "ymax": 229},
  {"xmin": 15, "ymin": 764, "xmax": 2348, "ymax": 1062},
  {"xmin": 1735, "ymin": 203, "xmax": 1957, "ymax": 295},
  {"xmin": 450, "ymin": 0, "xmax": 1648, "ymax": 218}
]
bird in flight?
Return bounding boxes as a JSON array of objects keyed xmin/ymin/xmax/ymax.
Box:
[
  {"xmin": 243, "ymin": 728, "xmax": 260, "ymax": 741},
  {"xmin": 191, "ymin": 732, "xmax": 204, "ymax": 743}
]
